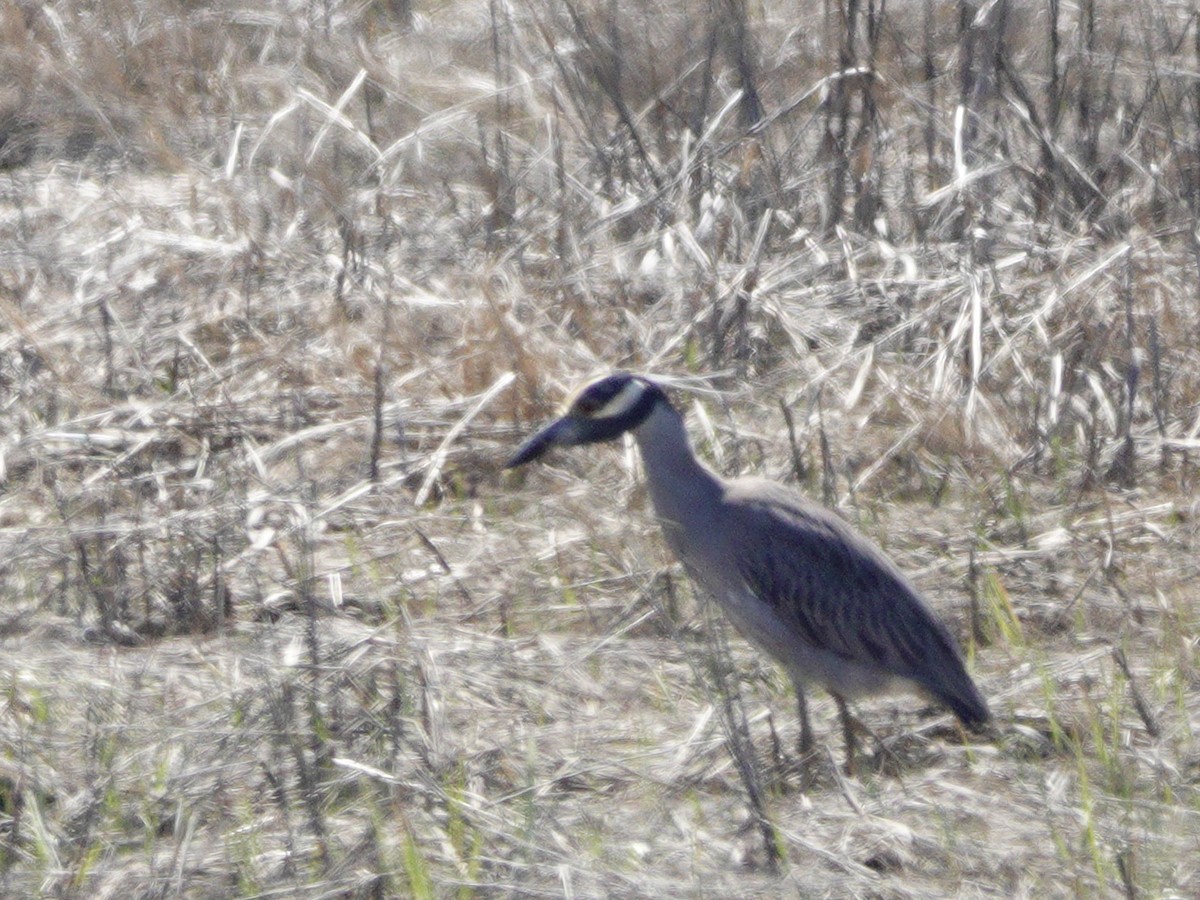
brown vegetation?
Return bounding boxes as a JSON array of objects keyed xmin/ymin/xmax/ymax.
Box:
[{"xmin": 1, "ymin": 0, "xmax": 1198, "ymax": 895}]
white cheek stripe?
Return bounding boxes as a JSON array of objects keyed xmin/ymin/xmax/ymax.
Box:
[{"xmin": 592, "ymin": 380, "xmax": 645, "ymax": 419}]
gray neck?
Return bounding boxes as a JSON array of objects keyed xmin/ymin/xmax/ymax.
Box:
[{"xmin": 632, "ymin": 400, "xmax": 724, "ymax": 542}]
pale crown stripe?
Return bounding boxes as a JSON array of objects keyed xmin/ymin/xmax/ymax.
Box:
[{"xmin": 590, "ymin": 380, "xmax": 645, "ymax": 419}]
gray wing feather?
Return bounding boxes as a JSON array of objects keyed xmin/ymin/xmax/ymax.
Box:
[{"xmin": 725, "ymin": 480, "xmax": 989, "ymax": 725}]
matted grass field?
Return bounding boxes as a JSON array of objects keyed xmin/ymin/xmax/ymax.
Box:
[{"xmin": 1, "ymin": 0, "xmax": 1198, "ymax": 896}]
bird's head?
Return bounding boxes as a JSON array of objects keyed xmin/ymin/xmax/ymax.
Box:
[{"xmin": 505, "ymin": 372, "xmax": 668, "ymax": 468}]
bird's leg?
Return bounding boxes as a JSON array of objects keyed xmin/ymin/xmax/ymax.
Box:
[
  {"xmin": 792, "ymin": 684, "xmax": 819, "ymax": 789},
  {"xmin": 795, "ymin": 685, "xmax": 813, "ymax": 758},
  {"xmin": 834, "ymin": 694, "xmax": 857, "ymax": 776}
]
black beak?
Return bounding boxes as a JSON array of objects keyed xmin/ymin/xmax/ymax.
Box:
[{"xmin": 504, "ymin": 416, "xmax": 583, "ymax": 468}]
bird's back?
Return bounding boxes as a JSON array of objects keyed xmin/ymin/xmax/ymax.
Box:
[{"xmin": 693, "ymin": 477, "xmax": 989, "ymax": 726}]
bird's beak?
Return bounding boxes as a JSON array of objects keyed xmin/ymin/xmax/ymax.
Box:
[{"xmin": 504, "ymin": 416, "xmax": 584, "ymax": 468}]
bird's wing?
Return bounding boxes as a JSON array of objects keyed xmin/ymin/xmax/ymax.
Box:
[{"xmin": 724, "ymin": 481, "xmax": 965, "ymax": 685}]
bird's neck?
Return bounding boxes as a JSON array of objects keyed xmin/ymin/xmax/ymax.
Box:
[{"xmin": 632, "ymin": 402, "xmax": 724, "ymax": 529}]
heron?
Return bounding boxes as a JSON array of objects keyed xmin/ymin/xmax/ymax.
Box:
[{"xmin": 506, "ymin": 372, "xmax": 990, "ymax": 772}]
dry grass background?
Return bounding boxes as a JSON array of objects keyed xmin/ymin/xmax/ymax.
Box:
[{"xmin": 1, "ymin": 0, "xmax": 1199, "ymax": 896}]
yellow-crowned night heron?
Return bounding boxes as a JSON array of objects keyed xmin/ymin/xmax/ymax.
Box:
[{"xmin": 506, "ymin": 373, "xmax": 990, "ymax": 770}]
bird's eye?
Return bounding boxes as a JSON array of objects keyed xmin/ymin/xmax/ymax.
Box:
[
  {"xmin": 573, "ymin": 382, "xmax": 617, "ymax": 416},
  {"xmin": 569, "ymin": 375, "xmax": 640, "ymax": 418},
  {"xmin": 574, "ymin": 394, "xmax": 600, "ymax": 415}
]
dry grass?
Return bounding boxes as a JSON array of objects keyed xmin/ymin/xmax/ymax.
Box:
[{"xmin": 1, "ymin": 0, "xmax": 1199, "ymax": 896}]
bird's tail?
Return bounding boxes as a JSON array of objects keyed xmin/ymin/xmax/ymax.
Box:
[{"xmin": 941, "ymin": 678, "xmax": 991, "ymax": 729}]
